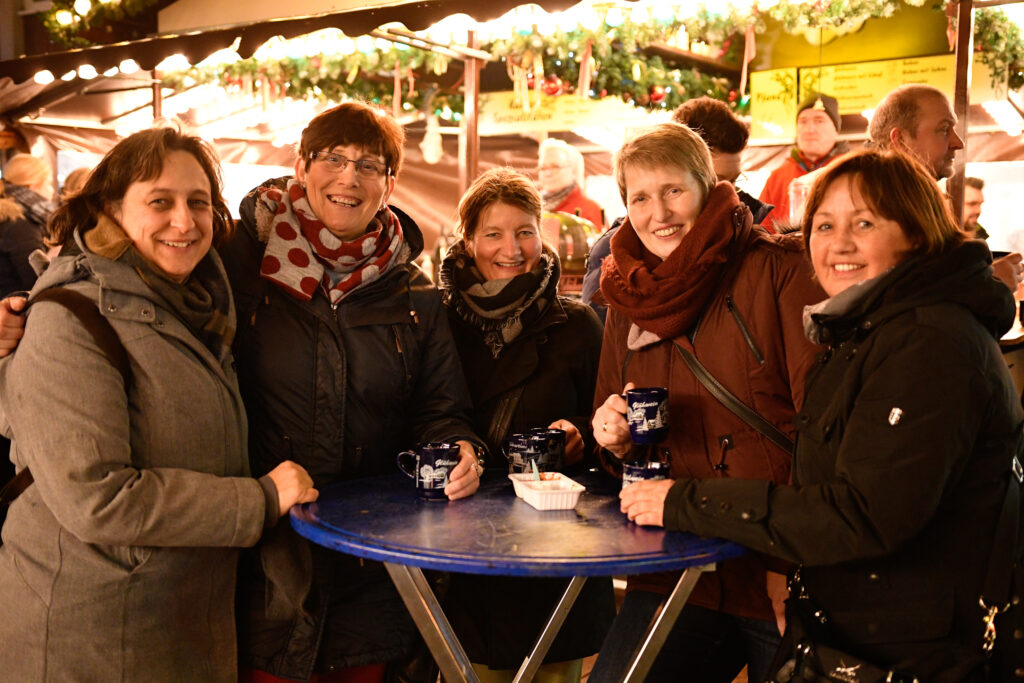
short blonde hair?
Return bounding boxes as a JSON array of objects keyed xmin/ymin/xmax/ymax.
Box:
[
  {"xmin": 3, "ymin": 154, "xmax": 51, "ymax": 195},
  {"xmin": 615, "ymin": 122, "xmax": 715, "ymax": 205}
]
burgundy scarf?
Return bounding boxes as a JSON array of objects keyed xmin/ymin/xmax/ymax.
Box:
[
  {"xmin": 600, "ymin": 182, "xmax": 756, "ymax": 339},
  {"xmin": 258, "ymin": 179, "xmax": 405, "ymax": 305}
]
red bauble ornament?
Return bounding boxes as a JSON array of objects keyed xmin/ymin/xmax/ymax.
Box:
[
  {"xmin": 728, "ymin": 89, "xmax": 738, "ymax": 102},
  {"xmin": 649, "ymin": 85, "xmax": 666, "ymax": 104},
  {"xmin": 542, "ymin": 76, "xmax": 563, "ymax": 96}
]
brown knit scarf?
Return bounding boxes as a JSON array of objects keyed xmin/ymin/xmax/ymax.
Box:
[{"xmin": 600, "ymin": 182, "xmax": 756, "ymax": 340}]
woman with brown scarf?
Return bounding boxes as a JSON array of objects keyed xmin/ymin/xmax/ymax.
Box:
[
  {"xmin": 437, "ymin": 168, "xmax": 614, "ymax": 683},
  {"xmin": 587, "ymin": 123, "xmax": 824, "ymax": 683}
]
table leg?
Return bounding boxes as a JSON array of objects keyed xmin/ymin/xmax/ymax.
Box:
[
  {"xmin": 622, "ymin": 562, "xmax": 716, "ymax": 683},
  {"xmin": 511, "ymin": 575, "xmax": 587, "ymax": 683},
  {"xmin": 384, "ymin": 562, "xmax": 480, "ymax": 683}
]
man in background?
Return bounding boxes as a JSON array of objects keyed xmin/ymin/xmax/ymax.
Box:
[
  {"xmin": 963, "ymin": 176, "xmax": 988, "ymax": 239},
  {"xmin": 870, "ymin": 84, "xmax": 1021, "ymax": 287},
  {"xmin": 536, "ymin": 138, "xmax": 604, "ymax": 229},
  {"xmin": 759, "ymin": 92, "xmax": 847, "ymax": 231}
]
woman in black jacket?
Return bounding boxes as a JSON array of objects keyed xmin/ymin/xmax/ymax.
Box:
[
  {"xmin": 437, "ymin": 168, "xmax": 615, "ymax": 682},
  {"xmin": 224, "ymin": 101, "xmax": 485, "ymax": 683},
  {"xmin": 621, "ymin": 149, "xmax": 1023, "ymax": 682}
]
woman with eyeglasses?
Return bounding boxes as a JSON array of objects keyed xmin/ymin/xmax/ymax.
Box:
[{"xmin": 223, "ymin": 101, "xmax": 485, "ymax": 683}]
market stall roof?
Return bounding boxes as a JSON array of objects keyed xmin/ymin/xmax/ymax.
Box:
[{"xmin": 0, "ymin": 0, "xmax": 581, "ymax": 86}]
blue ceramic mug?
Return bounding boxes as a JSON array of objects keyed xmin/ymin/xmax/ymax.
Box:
[
  {"xmin": 625, "ymin": 387, "xmax": 669, "ymax": 444},
  {"xmin": 622, "ymin": 461, "xmax": 671, "ymax": 489},
  {"xmin": 528, "ymin": 427, "xmax": 566, "ymax": 471},
  {"xmin": 396, "ymin": 442, "xmax": 460, "ymax": 500}
]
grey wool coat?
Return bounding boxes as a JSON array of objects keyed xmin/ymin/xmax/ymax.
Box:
[{"xmin": 0, "ymin": 225, "xmax": 267, "ymax": 682}]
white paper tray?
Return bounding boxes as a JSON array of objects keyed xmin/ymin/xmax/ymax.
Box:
[{"xmin": 508, "ymin": 472, "xmax": 585, "ymax": 510}]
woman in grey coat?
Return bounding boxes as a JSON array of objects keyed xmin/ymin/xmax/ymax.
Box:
[{"xmin": 0, "ymin": 127, "xmax": 317, "ymax": 682}]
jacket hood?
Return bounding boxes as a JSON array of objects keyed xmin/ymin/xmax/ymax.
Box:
[{"xmin": 811, "ymin": 239, "xmax": 1014, "ymax": 343}]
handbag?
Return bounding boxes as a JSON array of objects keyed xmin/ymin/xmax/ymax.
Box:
[
  {"xmin": 0, "ymin": 287, "xmax": 131, "ymax": 547},
  {"xmin": 771, "ymin": 454, "xmax": 1023, "ymax": 683}
]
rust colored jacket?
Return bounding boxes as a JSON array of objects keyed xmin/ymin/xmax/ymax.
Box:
[{"xmin": 595, "ymin": 217, "xmax": 824, "ymax": 621}]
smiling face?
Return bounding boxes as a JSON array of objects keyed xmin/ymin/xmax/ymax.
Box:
[
  {"xmin": 295, "ymin": 143, "xmax": 395, "ymax": 241},
  {"xmin": 796, "ymin": 109, "xmax": 839, "ymax": 162},
  {"xmin": 624, "ymin": 162, "xmax": 705, "ymax": 261},
  {"xmin": 466, "ymin": 201, "xmax": 543, "ymax": 281},
  {"xmin": 809, "ymin": 174, "xmax": 915, "ymax": 297},
  {"xmin": 896, "ymin": 93, "xmax": 963, "ymax": 180},
  {"xmin": 108, "ymin": 150, "xmax": 213, "ymax": 282}
]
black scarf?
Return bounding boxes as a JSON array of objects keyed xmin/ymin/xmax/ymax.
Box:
[
  {"xmin": 439, "ymin": 241, "xmax": 559, "ymax": 358},
  {"xmin": 84, "ymin": 214, "xmax": 235, "ymax": 360},
  {"xmin": 4, "ymin": 183, "xmax": 55, "ymax": 227},
  {"xmin": 541, "ymin": 182, "xmax": 576, "ymax": 212}
]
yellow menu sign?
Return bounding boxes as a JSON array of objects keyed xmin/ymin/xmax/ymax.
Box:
[
  {"xmin": 749, "ymin": 68, "xmax": 799, "ymax": 140},
  {"xmin": 478, "ymin": 91, "xmax": 653, "ymax": 135}
]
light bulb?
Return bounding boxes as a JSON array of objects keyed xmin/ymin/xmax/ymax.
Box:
[
  {"xmin": 55, "ymin": 10, "xmax": 74, "ymax": 25},
  {"xmin": 77, "ymin": 64, "xmax": 98, "ymax": 79},
  {"xmin": 33, "ymin": 70, "xmax": 55, "ymax": 84},
  {"xmin": 73, "ymin": 0, "xmax": 91, "ymax": 15}
]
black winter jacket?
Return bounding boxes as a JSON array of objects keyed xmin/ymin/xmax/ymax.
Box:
[
  {"xmin": 440, "ymin": 281, "xmax": 616, "ymax": 668},
  {"xmin": 226, "ymin": 180, "xmax": 481, "ymax": 680},
  {"xmin": 0, "ymin": 193, "xmax": 47, "ymax": 297},
  {"xmin": 662, "ymin": 240, "xmax": 1023, "ymax": 681}
]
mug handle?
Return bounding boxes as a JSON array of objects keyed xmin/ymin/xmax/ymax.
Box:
[{"xmin": 396, "ymin": 451, "xmax": 418, "ymax": 478}]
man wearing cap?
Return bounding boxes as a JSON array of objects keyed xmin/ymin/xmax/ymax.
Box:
[{"xmin": 759, "ymin": 92, "xmax": 847, "ymax": 231}]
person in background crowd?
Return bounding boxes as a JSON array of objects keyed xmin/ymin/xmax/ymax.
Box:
[
  {"xmin": 759, "ymin": 93, "xmax": 847, "ymax": 232},
  {"xmin": 588, "ymin": 122, "xmax": 824, "ymax": 683},
  {"xmin": 226, "ymin": 100, "xmax": 484, "ymax": 683},
  {"xmin": 438, "ymin": 167, "xmax": 613, "ymax": 683},
  {"xmin": 61, "ymin": 166, "xmax": 92, "ymax": 202},
  {"xmin": 0, "ymin": 153, "xmax": 55, "ymax": 297},
  {"xmin": 537, "ymin": 138, "xmax": 604, "ymax": 229},
  {"xmin": 869, "ymin": 84, "xmax": 1024, "ymax": 291},
  {"xmin": 963, "ymin": 176, "xmax": 988, "ymax": 239},
  {"xmin": 621, "ymin": 148, "xmax": 1023, "ymax": 682},
  {"xmin": 582, "ymin": 97, "xmax": 772, "ymax": 322},
  {"xmin": 0, "ymin": 127, "xmax": 317, "ymax": 681}
]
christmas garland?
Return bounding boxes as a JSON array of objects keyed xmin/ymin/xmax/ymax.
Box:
[{"xmin": 42, "ymin": 0, "xmax": 163, "ymax": 48}]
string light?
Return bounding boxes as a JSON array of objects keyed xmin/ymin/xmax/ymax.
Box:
[
  {"xmin": 77, "ymin": 64, "xmax": 98, "ymax": 79},
  {"xmin": 73, "ymin": 0, "xmax": 91, "ymax": 16},
  {"xmin": 55, "ymin": 10, "xmax": 74, "ymax": 25},
  {"xmin": 33, "ymin": 70, "xmax": 55, "ymax": 85}
]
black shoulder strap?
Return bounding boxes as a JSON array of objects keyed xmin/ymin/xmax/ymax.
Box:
[
  {"xmin": 981, "ymin": 454, "xmax": 1023, "ymax": 609},
  {"xmin": 673, "ymin": 342, "xmax": 795, "ymax": 455},
  {"xmin": 1, "ymin": 287, "xmax": 131, "ymax": 512}
]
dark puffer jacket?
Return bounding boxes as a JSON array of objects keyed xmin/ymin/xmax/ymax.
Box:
[
  {"xmin": 663, "ymin": 240, "xmax": 1023, "ymax": 681},
  {"xmin": 225, "ymin": 179, "xmax": 481, "ymax": 680}
]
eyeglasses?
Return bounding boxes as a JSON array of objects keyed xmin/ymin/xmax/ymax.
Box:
[
  {"xmin": 310, "ymin": 151, "xmax": 390, "ymax": 178},
  {"xmin": 537, "ymin": 164, "xmax": 566, "ymax": 173}
]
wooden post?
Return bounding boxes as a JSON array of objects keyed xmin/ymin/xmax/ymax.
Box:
[
  {"xmin": 152, "ymin": 70, "xmax": 163, "ymax": 121},
  {"xmin": 950, "ymin": 0, "xmax": 974, "ymax": 224},
  {"xmin": 459, "ymin": 30, "xmax": 481, "ymax": 195}
]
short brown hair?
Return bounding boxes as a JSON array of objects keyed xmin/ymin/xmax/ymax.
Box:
[
  {"xmin": 455, "ymin": 167, "xmax": 542, "ymax": 241},
  {"xmin": 615, "ymin": 122, "xmax": 715, "ymax": 205},
  {"xmin": 298, "ymin": 101, "xmax": 404, "ymax": 177},
  {"xmin": 49, "ymin": 126, "xmax": 232, "ymax": 247},
  {"xmin": 965, "ymin": 176, "xmax": 985, "ymax": 191},
  {"xmin": 672, "ymin": 97, "xmax": 749, "ymax": 154},
  {"xmin": 869, "ymin": 84, "xmax": 947, "ymax": 149},
  {"xmin": 802, "ymin": 148, "xmax": 964, "ymax": 257}
]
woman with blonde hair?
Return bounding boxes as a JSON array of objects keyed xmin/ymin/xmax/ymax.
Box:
[
  {"xmin": 437, "ymin": 167, "xmax": 613, "ymax": 682},
  {"xmin": 0, "ymin": 153, "xmax": 55, "ymax": 296}
]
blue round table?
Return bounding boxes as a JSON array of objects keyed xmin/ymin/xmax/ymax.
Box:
[{"xmin": 291, "ymin": 470, "xmax": 746, "ymax": 683}]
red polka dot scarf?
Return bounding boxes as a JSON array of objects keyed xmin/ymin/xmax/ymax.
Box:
[{"xmin": 258, "ymin": 179, "xmax": 406, "ymax": 305}]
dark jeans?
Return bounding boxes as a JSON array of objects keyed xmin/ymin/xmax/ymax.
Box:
[{"xmin": 588, "ymin": 590, "xmax": 782, "ymax": 683}]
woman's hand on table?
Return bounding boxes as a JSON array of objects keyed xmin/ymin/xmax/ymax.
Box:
[
  {"xmin": 766, "ymin": 571, "xmax": 789, "ymax": 635},
  {"xmin": 549, "ymin": 419, "xmax": 583, "ymax": 464},
  {"xmin": 446, "ymin": 440, "xmax": 482, "ymax": 500},
  {"xmin": 268, "ymin": 460, "xmax": 319, "ymax": 516},
  {"xmin": 593, "ymin": 382, "xmax": 634, "ymax": 457},
  {"xmin": 619, "ymin": 478, "xmax": 674, "ymax": 527}
]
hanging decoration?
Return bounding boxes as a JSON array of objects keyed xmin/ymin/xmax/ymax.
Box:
[{"xmin": 42, "ymin": 0, "xmax": 162, "ymax": 47}]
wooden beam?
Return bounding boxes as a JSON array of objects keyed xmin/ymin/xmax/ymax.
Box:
[
  {"xmin": 459, "ymin": 30, "xmax": 481, "ymax": 195},
  {"xmin": 949, "ymin": 0, "xmax": 974, "ymax": 224}
]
